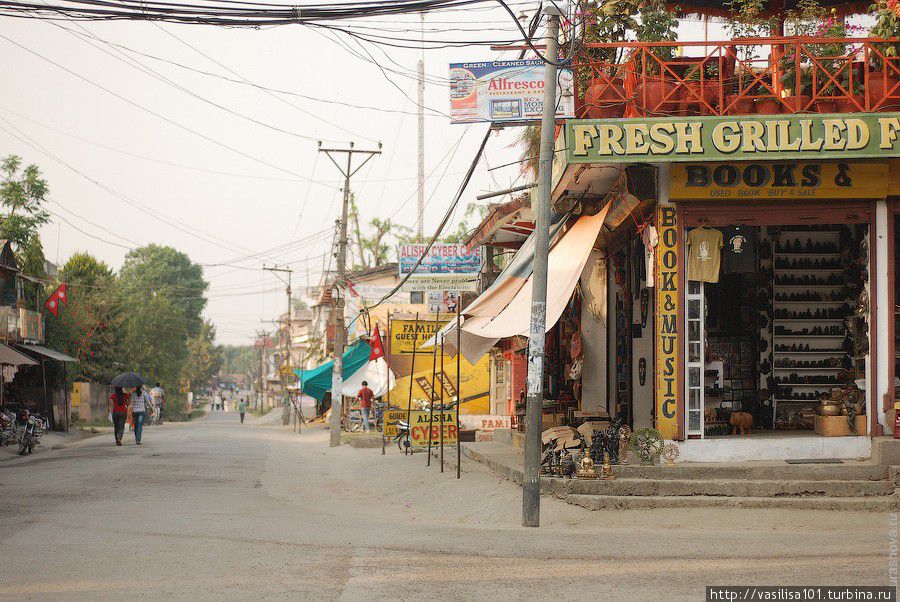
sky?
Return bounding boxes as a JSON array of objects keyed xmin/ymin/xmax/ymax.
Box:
[
  {"xmin": 0, "ymin": 2, "xmax": 856, "ymax": 346},
  {"xmin": 0, "ymin": 2, "xmax": 537, "ymax": 345}
]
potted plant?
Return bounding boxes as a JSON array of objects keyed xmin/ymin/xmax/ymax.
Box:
[
  {"xmin": 724, "ymin": 0, "xmax": 774, "ymax": 114},
  {"xmin": 809, "ymin": 8, "xmax": 864, "ymax": 112},
  {"xmin": 778, "ymin": 0, "xmax": 823, "ymax": 113},
  {"xmin": 868, "ymin": 0, "xmax": 900, "ymax": 110},
  {"xmin": 680, "ymin": 60, "xmax": 720, "ymax": 115},
  {"xmin": 580, "ymin": 0, "xmax": 639, "ymax": 118},
  {"xmin": 633, "ymin": 0, "xmax": 679, "ymax": 115}
]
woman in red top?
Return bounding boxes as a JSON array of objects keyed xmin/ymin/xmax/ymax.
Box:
[{"xmin": 108, "ymin": 387, "xmax": 130, "ymax": 446}]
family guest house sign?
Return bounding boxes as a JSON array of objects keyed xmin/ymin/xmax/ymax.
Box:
[{"xmin": 566, "ymin": 114, "xmax": 900, "ymax": 163}]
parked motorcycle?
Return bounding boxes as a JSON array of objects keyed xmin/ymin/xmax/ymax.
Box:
[{"xmin": 16, "ymin": 409, "xmax": 43, "ymax": 455}]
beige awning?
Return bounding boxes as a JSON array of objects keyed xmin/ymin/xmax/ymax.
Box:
[
  {"xmin": 427, "ymin": 203, "xmax": 611, "ymax": 364},
  {"xmin": 0, "ymin": 343, "xmax": 38, "ymax": 366}
]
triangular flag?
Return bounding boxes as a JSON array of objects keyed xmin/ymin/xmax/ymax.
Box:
[
  {"xmin": 369, "ymin": 324, "xmax": 385, "ymax": 361},
  {"xmin": 44, "ymin": 283, "xmax": 67, "ymax": 318}
]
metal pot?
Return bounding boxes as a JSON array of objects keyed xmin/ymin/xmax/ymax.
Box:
[{"xmin": 817, "ymin": 403, "xmax": 842, "ymax": 416}]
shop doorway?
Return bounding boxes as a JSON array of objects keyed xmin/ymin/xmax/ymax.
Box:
[{"xmin": 682, "ymin": 220, "xmax": 871, "ymax": 439}]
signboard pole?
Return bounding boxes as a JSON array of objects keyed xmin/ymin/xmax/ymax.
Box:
[
  {"xmin": 404, "ymin": 312, "xmax": 419, "ymax": 456},
  {"xmin": 456, "ymin": 301, "xmax": 462, "ymax": 479},
  {"xmin": 439, "ymin": 334, "xmax": 445, "ymax": 473},
  {"xmin": 523, "ymin": 6, "xmax": 561, "ymax": 529},
  {"xmin": 426, "ymin": 312, "xmax": 439, "ymax": 466},
  {"xmin": 382, "ymin": 311, "xmax": 390, "ymax": 456}
]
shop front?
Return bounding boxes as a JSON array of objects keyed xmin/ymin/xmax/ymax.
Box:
[{"xmin": 560, "ymin": 113, "xmax": 900, "ymax": 462}]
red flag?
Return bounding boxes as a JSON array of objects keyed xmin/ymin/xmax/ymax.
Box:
[
  {"xmin": 369, "ymin": 324, "xmax": 385, "ymax": 361},
  {"xmin": 44, "ymin": 283, "xmax": 68, "ymax": 318}
]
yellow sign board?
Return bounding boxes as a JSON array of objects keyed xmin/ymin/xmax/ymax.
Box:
[
  {"xmin": 655, "ymin": 206, "xmax": 679, "ymax": 440},
  {"xmin": 408, "ymin": 410, "xmax": 458, "ymax": 448},
  {"xmin": 670, "ymin": 161, "xmax": 888, "ymax": 200},
  {"xmin": 390, "ymin": 354, "xmax": 491, "ymax": 415},
  {"xmin": 382, "ymin": 410, "xmax": 406, "ymax": 438},
  {"xmin": 389, "ymin": 318, "xmax": 450, "ymax": 355}
]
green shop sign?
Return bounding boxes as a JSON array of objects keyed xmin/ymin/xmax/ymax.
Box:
[{"xmin": 566, "ymin": 114, "xmax": 900, "ymax": 164}]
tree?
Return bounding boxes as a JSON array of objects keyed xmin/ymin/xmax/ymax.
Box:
[
  {"xmin": 118, "ymin": 244, "xmax": 208, "ymax": 335},
  {"xmin": 44, "ymin": 253, "xmax": 123, "ymax": 383},
  {"xmin": 0, "ymin": 155, "xmax": 49, "ymax": 255},
  {"xmin": 516, "ymin": 126, "xmax": 540, "ymax": 181},
  {"xmin": 118, "ymin": 245, "xmax": 209, "ymax": 407},
  {"xmin": 182, "ymin": 320, "xmax": 221, "ymax": 394}
]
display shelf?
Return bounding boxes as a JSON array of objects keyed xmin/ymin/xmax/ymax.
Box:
[
  {"xmin": 773, "ymin": 319, "xmax": 844, "ymax": 323},
  {"xmin": 774, "ymin": 300, "xmax": 846, "ymax": 305},
  {"xmin": 773, "ymin": 398, "xmax": 820, "ymax": 403},
  {"xmin": 774, "ymin": 382, "xmax": 843, "ymax": 387},
  {"xmin": 775, "ymin": 349, "xmax": 846, "ymax": 355},
  {"xmin": 774, "ymin": 268, "xmax": 844, "ymax": 273},
  {"xmin": 773, "ymin": 334, "xmax": 845, "ymax": 338},
  {"xmin": 774, "ymin": 252, "xmax": 841, "ymax": 257},
  {"xmin": 775, "ymin": 366, "xmax": 844, "ymax": 372}
]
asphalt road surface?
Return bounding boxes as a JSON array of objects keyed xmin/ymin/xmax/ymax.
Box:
[{"xmin": 0, "ymin": 410, "xmax": 893, "ymax": 600}]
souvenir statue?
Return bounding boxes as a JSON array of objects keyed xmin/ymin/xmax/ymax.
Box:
[
  {"xmin": 629, "ymin": 427, "xmax": 664, "ymax": 465},
  {"xmin": 604, "ymin": 416, "xmax": 624, "ymax": 464},
  {"xmin": 661, "ymin": 442, "xmax": 680, "ymax": 465},
  {"xmin": 589, "ymin": 428, "xmax": 606, "ymax": 465},
  {"xmin": 618, "ymin": 425, "xmax": 631, "ymax": 464},
  {"xmin": 560, "ymin": 450, "xmax": 576, "ymax": 478},
  {"xmin": 598, "ymin": 452, "xmax": 615, "ymax": 480},
  {"xmin": 575, "ymin": 454, "xmax": 598, "ymax": 479}
]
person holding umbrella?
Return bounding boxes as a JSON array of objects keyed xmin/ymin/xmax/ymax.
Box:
[{"xmin": 110, "ymin": 372, "xmax": 145, "ymax": 446}]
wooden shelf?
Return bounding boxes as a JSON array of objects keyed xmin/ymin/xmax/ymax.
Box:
[{"xmin": 774, "ymin": 367, "xmax": 842, "ymax": 371}]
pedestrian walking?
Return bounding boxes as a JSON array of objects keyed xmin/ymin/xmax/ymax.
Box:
[
  {"xmin": 238, "ymin": 398, "xmax": 247, "ymax": 424},
  {"xmin": 150, "ymin": 383, "xmax": 165, "ymax": 424},
  {"xmin": 108, "ymin": 387, "xmax": 129, "ymax": 446},
  {"xmin": 357, "ymin": 381, "xmax": 374, "ymax": 433},
  {"xmin": 130, "ymin": 385, "xmax": 151, "ymax": 445},
  {"xmin": 213, "ymin": 391, "xmax": 222, "ymax": 411}
]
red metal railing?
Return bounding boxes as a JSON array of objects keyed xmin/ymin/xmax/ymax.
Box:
[{"xmin": 575, "ymin": 37, "xmax": 900, "ymax": 118}]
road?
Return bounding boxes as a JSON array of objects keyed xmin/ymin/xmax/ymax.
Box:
[{"xmin": 0, "ymin": 410, "xmax": 893, "ymax": 600}]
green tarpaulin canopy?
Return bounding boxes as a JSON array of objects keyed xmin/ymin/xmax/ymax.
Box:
[{"xmin": 294, "ymin": 339, "xmax": 371, "ymax": 401}]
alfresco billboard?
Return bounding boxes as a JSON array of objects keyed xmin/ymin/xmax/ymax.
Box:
[
  {"xmin": 398, "ymin": 243, "xmax": 483, "ymax": 276},
  {"xmin": 449, "ymin": 60, "xmax": 574, "ymax": 124}
]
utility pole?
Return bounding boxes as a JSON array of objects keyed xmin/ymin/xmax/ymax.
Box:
[
  {"xmin": 416, "ymin": 12, "xmax": 425, "ymax": 240},
  {"xmin": 264, "ymin": 265, "xmax": 294, "ymax": 425},
  {"xmin": 319, "ymin": 141, "xmax": 382, "ymax": 447},
  {"xmin": 523, "ymin": 6, "xmax": 562, "ymax": 529}
]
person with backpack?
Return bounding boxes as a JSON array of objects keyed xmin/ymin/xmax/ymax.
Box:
[{"xmin": 238, "ymin": 398, "xmax": 247, "ymax": 424}]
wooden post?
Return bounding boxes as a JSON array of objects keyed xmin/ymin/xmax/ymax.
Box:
[
  {"xmin": 426, "ymin": 312, "xmax": 439, "ymax": 466},
  {"xmin": 405, "ymin": 312, "xmax": 419, "ymax": 456}
]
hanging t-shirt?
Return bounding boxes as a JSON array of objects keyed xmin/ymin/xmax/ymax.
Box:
[
  {"xmin": 642, "ymin": 225, "xmax": 659, "ymax": 288},
  {"xmin": 723, "ymin": 226, "xmax": 758, "ymax": 274},
  {"xmin": 687, "ymin": 227, "xmax": 723, "ymax": 283}
]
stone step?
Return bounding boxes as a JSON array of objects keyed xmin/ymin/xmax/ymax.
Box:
[
  {"xmin": 596, "ymin": 463, "xmax": 889, "ymax": 482},
  {"xmin": 566, "ymin": 492, "xmax": 900, "ymax": 512},
  {"xmin": 545, "ymin": 477, "xmax": 896, "ymax": 498}
]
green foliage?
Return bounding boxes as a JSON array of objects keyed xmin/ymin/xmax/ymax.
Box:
[
  {"xmin": 44, "ymin": 252, "xmax": 123, "ymax": 383},
  {"xmin": 221, "ymin": 344, "xmax": 257, "ymax": 379},
  {"xmin": 870, "ymin": 0, "xmax": 900, "ymax": 69},
  {"xmin": 0, "ymin": 155, "xmax": 49, "ymax": 254},
  {"xmin": 181, "ymin": 320, "xmax": 221, "ymax": 392},
  {"xmin": 442, "ymin": 202, "xmax": 490, "ymax": 243},
  {"xmin": 635, "ymin": 0, "xmax": 678, "ymax": 71},
  {"xmin": 117, "ymin": 245, "xmax": 208, "ymax": 396},
  {"xmin": 517, "ymin": 125, "xmax": 540, "ymax": 181}
]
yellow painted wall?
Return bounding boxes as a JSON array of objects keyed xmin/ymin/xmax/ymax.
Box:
[{"xmin": 386, "ymin": 354, "xmax": 491, "ymax": 415}]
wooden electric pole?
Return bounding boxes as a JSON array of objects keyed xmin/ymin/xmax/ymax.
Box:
[{"xmin": 318, "ymin": 141, "xmax": 382, "ymax": 447}]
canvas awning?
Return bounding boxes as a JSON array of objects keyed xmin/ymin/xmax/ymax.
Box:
[
  {"xmin": 294, "ymin": 339, "xmax": 378, "ymax": 401},
  {"xmin": 341, "ymin": 356, "xmax": 395, "ymax": 399},
  {"xmin": 426, "ymin": 204, "xmax": 611, "ymax": 364},
  {"xmin": 0, "ymin": 343, "xmax": 37, "ymax": 366},
  {"xmin": 17, "ymin": 344, "xmax": 77, "ymax": 362}
]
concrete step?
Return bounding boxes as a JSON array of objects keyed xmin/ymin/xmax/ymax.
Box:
[
  {"xmin": 599, "ymin": 464, "xmax": 889, "ymax": 482},
  {"xmin": 566, "ymin": 492, "xmax": 900, "ymax": 512},
  {"xmin": 545, "ymin": 477, "xmax": 896, "ymax": 498}
]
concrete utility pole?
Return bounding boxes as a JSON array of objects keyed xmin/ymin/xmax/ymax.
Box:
[
  {"xmin": 523, "ymin": 6, "xmax": 562, "ymax": 529},
  {"xmin": 264, "ymin": 265, "xmax": 294, "ymax": 425},
  {"xmin": 318, "ymin": 141, "xmax": 382, "ymax": 447},
  {"xmin": 416, "ymin": 12, "xmax": 425, "ymax": 241}
]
